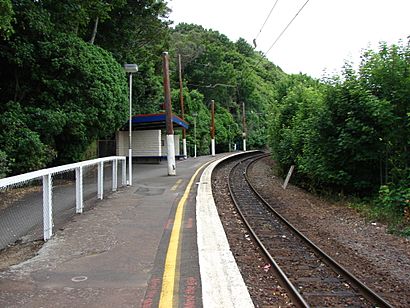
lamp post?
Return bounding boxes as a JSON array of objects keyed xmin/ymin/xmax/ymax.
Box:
[
  {"xmin": 192, "ymin": 112, "xmax": 198, "ymax": 158},
  {"xmin": 124, "ymin": 63, "xmax": 138, "ymax": 186}
]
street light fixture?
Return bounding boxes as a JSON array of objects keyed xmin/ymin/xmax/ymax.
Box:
[{"xmin": 124, "ymin": 63, "xmax": 138, "ymax": 186}]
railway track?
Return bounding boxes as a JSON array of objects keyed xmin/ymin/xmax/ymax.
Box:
[{"xmin": 227, "ymin": 153, "xmax": 393, "ymax": 308}]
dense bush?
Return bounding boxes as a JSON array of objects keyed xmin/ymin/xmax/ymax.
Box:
[
  {"xmin": 269, "ymin": 41, "xmax": 409, "ymax": 200},
  {"xmin": 0, "ymin": 0, "xmax": 170, "ymax": 176},
  {"xmin": 0, "ymin": 34, "xmax": 128, "ymax": 171},
  {"xmin": 0, "ymin": 150, "xmax": 9, "ymax": 179}
]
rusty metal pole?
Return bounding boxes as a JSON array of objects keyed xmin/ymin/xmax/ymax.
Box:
[
  {"xmin": 178, "ymin": 54, "xmax": 187, "ymax": 159},
  {"xmin": 242, "ymin": 102, "xmax": 247, "ymax": 151},
  {"xmin": 211, "ymin": 100, "xmax": 215, "ymax": 156},
  {"xmin": 162, "ymin": 52, "xmax": 176, "ymax": 175}
]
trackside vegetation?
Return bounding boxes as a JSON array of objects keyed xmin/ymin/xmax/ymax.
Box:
[
  {"xmin": 270, "ymin": 42, "xmax": 410, "ymax": 234},
  {"xmin": 0, "ymin": 1, "xmax": 408, "ymax": 233}
]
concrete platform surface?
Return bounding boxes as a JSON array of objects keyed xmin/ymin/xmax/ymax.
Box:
[{"xmin": 0, "ymin": 153, "xmax": 253, "ymax": 308}]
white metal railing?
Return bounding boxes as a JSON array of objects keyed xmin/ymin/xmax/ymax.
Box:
[{"xmin": 0, "ymin": 156, "xmax": 127, "ymax": 241}]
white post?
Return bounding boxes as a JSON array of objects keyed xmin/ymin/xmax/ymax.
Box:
[
  {"xmin": 98, "ymin": 161, "xmax": 104, "ymax": 199},
  {"xmin": 75, "ymin": 166, "xmax": 83, "ymax": 213},
  {"xmin": 128, "ymin": 73, "xmax": 133, "ymax": 186},
  {"xmin": 128, "ymin": 148, "xmax": 132, "ymax": 186},
  {"xmin": 243, "ymin": 138, "xmax": 247, "ymax": 152},
  {"xmin": 211, "ymin": 138, "xmax": 215, "ymax": 157},
  {"xmin": 183, "ymin": 138, "xmax": 187, "ymax": 159},
  {"xmin": 167, "ymin": 134, "xmax": 176, "ymax": 176},
  {"xmin": 121, "ymin": 159, "xmax": 127, "ymax": 186},
  {"xmin": 282, "ymin": 165, "xmax": 295, "ymax": 190},
  {"xmin": 42, "ymin": 174, "xmax": 53, "ymax": 240},
  {"xmin": 112, "ymin": 159, "xmax": 118, "ymax": 191}
]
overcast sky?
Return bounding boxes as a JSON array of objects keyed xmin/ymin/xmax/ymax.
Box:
[{"xmin": 168, "ymin": 0, "xmax": 410, "ymax": 78}]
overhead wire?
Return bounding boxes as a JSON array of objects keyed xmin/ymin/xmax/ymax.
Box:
[
  {"xmin": 263, "ymin": 0, "xmax": 311, "ymax": 56},
  {"xmin": 241, "ymin": 0, "xmax": 312, "ymax": 79},
  {"xmin": 254, "ymin": 0, "xmax": 280, "ymax": 47}
]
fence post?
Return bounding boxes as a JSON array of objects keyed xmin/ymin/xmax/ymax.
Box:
[
  {"xmin": 75, "ymin": 166, "xmax": 83, "ymax": 213},
  {"xmin": 42, "ymin": 174, "xmax": 53, "ymax": 240},
  {"xmin": 122, "ymin": 159, "xmax": 127, "ymax": 186},
  {"xmin": 112, "ymin": 159, "xmax": 118, "ymax": 191},
  {"xmin": 98, "ymin": 161, "xmax": 104, "ymax": 199}
]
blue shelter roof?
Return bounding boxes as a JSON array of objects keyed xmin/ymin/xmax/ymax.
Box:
[{"xmin": 124, "ymin": 113, "xmax": 189, "ymax": 130}]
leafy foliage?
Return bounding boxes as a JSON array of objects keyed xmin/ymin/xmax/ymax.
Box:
[
  {"xmin": 169, "ymin": 23, "xmax": 285, "ymax": 153},
  {"xmin": 0, "ymin": 1, "xmax": 130, "ymax": 173},
  {"xmin": 1, "ymin": 0, "xmax": 408, "ymax": 232},
  {"xmin": 0, "ymin": 0, "xmax": 14, "ymax": 39},
  {"xmin": 268, "ymin": 40, "xmax": 410, "ymax": 218},
  {"xmin": 0, "ymin": 150, "xmax": 9, "ymax": 178}
]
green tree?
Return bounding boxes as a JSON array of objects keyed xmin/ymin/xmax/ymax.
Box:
[
  {"xmin": 0, "ymin": 0, "xmax": 14, "ymax": 39},
  {"xmin": 359, "ymin": 41, "xmax": 410, "ymax": 184},
  {"xmin": 0, "ymin": 1, "xmax": 129, "ymax": 172},
  {"xmin": 0, "ymin": 103, "xmax": 56, "ymax": 174},
  {"xmin": 170, "ymin": 23, "xmax": 285, "ymax": 154}
]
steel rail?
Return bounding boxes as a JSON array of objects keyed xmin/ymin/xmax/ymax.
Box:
[
  {"xmin": 244, "ymin": 155, "xmax": 393, "ymax": 308},
  {"xmin": 227, "ymin": 154, "xmax": 310, "ymax": 308}
]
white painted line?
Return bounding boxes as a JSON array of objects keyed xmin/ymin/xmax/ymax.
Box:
[{"xmin": 196, "ymin": 152, "xmax": 255, "ymax": 308}]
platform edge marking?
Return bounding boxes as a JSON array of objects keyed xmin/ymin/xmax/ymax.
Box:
[
  {"xmin": 159, "ymin": 162, "xmax": 210, "ymax": 307},
  {"xmin": 196, "ymin": 153, "xmax": 255, "ymax": 308}
]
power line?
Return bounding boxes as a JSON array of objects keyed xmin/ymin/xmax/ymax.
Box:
[
  {"xmin": 240, "ymin": 0, "xmax": 311, "ymax": 80},
  {"xmin": 254, "ymin": 0, "xmax": 280, "ymax": 46},
  {"xmin": 188, "ymin": 83, "xmax": 236, "ymax": 88},
  {"xmin": 264, "ymin": 0, "xmax": 311, "ymax": 56}
]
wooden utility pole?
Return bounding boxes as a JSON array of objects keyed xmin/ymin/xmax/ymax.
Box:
[
  {"xmin": 162, "ymin": 52, "xmax": 176, "ymax": 175},
  {"xmin": 211, "ymin": 100, "xmax": 215, "ymax": 156},
  {"xmin": 178, "ymin": 54, "xmax": 187, "ymax": 159},
  {"xmin": 242, "ymin": 102, "xmax": 247, "ymax": 151}
]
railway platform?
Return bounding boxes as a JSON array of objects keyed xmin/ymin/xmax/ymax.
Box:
[{"xmin": 0, "ymin": 153, "xmax": 253, "ymax": 307}]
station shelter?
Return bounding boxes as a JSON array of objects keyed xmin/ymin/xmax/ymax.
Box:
[{"xmin": 115, "ymin": 113, "xmax": 189, "ymax": 163}]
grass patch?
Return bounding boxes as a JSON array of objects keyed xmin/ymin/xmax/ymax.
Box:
[{"xmin": 349, "ymin": 198, "xmax": 410, "ymax": 236}]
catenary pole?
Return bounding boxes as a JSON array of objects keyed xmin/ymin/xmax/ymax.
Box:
[
  {"xmin": 194, "ymin": 115, "xmax": 197, "ymax": 158},
  {"xmin": 178, "ymin": 54, "xmax": 187, "ymax": 159},
  {"xmin": 162, "ymin": 52, "xmax": 176, "ymax": 175},
  {"xmin": 242, "ymin": 102, "xmax": 247, "ymax": 151},
  {"xmin": 211, "ymin": 100, "xmax": 216, "ymax": 156}
]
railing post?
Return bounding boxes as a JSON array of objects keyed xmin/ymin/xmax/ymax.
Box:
[
  {"xmin": 98, "ymin": 161, "xmax": 104, "ymax": 199},
  {"xmin": 122, "ymin": 159, "xmax": 127, "ymax": 186},
  {"xmin": 42, "ymin": 174, "xmax": 53, "ymax": 240},
  {"xmin": 75, "ymin": 166, "xmax": 83, "ymax": 213},
  {"xmin": 112, "ymin": 159, "xmax": 118, "ymax": 191}
]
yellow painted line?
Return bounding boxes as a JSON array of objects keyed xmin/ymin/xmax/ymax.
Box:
[
  {"xmin": 170, "ymin": 179, "xmax": 183, "ymax": 192},
  {"xmin": 159, "ymin": 161, "xmax": 212, "ymax": 308}
]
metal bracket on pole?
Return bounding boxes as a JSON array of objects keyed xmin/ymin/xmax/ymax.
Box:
[
  {"xmin": 42, "ymin": 174, "xmax": 53, "ymax": 241},
  {"xmin": 75, "ymin": 166, "xmax": 83, "ymax": 213}
]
